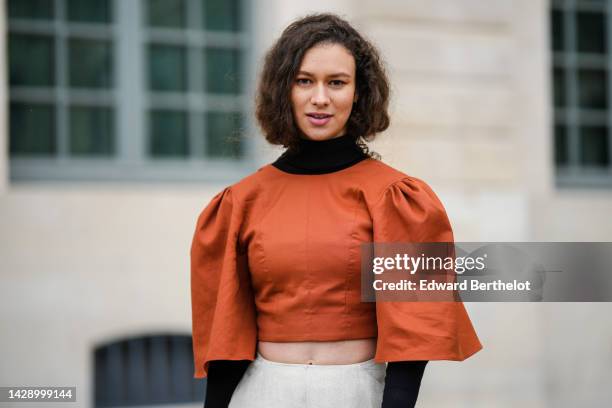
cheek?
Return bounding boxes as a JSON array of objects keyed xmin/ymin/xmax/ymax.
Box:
[
  {"xmin": 338, "ymin": 92, "xmax": 356, "ymax": 115},
  {"xmin": 290, "ymin": 91, "xmax": 308, "ymax": 125},
  {"xmin": 291, "ymin": 88, "xmax": 306, "ymax": 104}
]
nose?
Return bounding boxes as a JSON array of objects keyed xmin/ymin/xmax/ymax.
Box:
[{"xmin": 310, "ymin": 83, "xmax": 330, "ymax": 106}]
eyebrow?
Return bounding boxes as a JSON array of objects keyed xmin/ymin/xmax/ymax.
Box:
[{"xmin": 297, "ymin": 70, "xmax": 352, "ymax": 78}]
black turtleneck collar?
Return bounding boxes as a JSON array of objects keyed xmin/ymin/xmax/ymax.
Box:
[{"xmin": 271, "ymin": 133, "xmax": 368, "ymax": 175}]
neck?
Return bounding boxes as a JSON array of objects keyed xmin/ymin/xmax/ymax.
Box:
[{"xmin": 272, "ymin": 133, "xmax": 368, "ymax": 175}]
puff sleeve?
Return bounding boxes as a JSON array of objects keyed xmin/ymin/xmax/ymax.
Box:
[
  {"xmin": 371, "ymin": 177, "xmax": 482, "ymax": 362},
  {"xmin": 190, "ymin": 187, "xmax": 257, "ymax": 378}
]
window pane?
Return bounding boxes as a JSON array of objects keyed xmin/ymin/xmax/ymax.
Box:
[
  {"xmin": 149, "ymin": 337, "xmax": 170, "ymax": 403},
  {"xmin": 555, "ymin": 125, "xmax": 568, "ymax": 166},
  {"xmin": 106, "ymin": 342, "xmax": 125, "ymax": 405},
  {"xmin": 551, "ymin": 9, "xmax": 564, "ymax": 52},
  {"xmin": 205, "ymin": 111, "xmax": 243, "ymax": 158},
  {"xmin": 125, "ymin": 338, "xmax": 147, "ymax": 404},
  {"xmin": 150, "ymin": 110, "xmax": 188, "ymax": 157},
  {"xmin": 95, "ymin": 335, "xmax": 202, "ymax": 407},
  {"xmin": 94, "ymin": 347, "xmax": 108, "ymax": 407},
  {"xmin": 8, "ymin": 0, "xmax": 54, "ymax": 20},
  {"xmin": 576, "ymin": 11, "xmax": 606, "ymax": 54},
  {"xmin": 147, "ymin": 0, "xmax": 186, "ymax": 28},
  {"xmin": 578, "ymin": 69, "xmax": 607, "ymax": 109},
  {"xmin": 10, "ymin": 102, "xmax": 56, "ymax": 155},
  {"xmin": 580, "ymin": 126, "xmax": 609, "ymax": 166},
  {"xmin": 149, "ymin": 45, "xmax": 187, "ymax": 91},
  {"xmin": 9, "ymin": 34, "xmax": 55, "ymax": 86},
  {"xmin": 69, "ymin": 39, "xmax": 113, "ymax": 88},
  {"xmin": 205, "ymin": 48, "xmax": 241, "ymax": 94},
  {"xmin": 70, "ymin": 106, "xmax": 114, "ymax": 156},
  {"xmin": 169, "ymin": 336, "xmax": 192, "ymax": 402},
  {"xmin": 553, "ymin": 67, "xmax": 566, "ymax": 107},
  {"xmin": 203, "ymin": 0, "xmax": 241, "ymax": 31},
  {"xmin": 66, "ymin": 0, "xmax": 112, "ymax": 23}
]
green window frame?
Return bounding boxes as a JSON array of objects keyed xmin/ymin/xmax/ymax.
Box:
[
  {"xmin": 8, "ymin": 0, "xmax": 255, "ymax": 182},
  {"xmin": 551, "ymin": 0, "xmax": 612, "ymax": 187}
]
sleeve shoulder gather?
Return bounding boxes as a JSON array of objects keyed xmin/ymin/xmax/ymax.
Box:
[
  {"xmin": 190, "ymin": 186, "xmax": 257, "ymax": 379},
  {"xmin": 371, "ymin": 176, "xmax": 483, "ymax": 363},
  {"xmin": 371, "ymin": 176, "xmax": 453, "ymax": 243}
]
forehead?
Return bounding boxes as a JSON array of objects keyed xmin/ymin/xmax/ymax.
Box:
[{"xmin": 299, "ymin": 43, "xmax": 355, "ymax": 75}]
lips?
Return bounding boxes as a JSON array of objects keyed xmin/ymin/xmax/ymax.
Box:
[
  {"xmin": 306, "ymin": 113, "xmax": 332, "ymax": 119},
  {"xmin": 306, "ymin": 113, "xmax": 332, "ymax": 126}
]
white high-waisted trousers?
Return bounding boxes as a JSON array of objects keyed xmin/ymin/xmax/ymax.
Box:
[{"xmin": 228, "ymin": 352, "xmax": 386, "ymax": 408}]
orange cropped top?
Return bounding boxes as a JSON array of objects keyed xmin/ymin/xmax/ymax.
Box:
[{"xmin": 190, "ymin": 146, "xmax": 482, "ymax": 378}]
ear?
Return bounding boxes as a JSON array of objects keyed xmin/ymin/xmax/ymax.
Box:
[{"xmin": 353, "ymin": 92, "xmax": 358, "ymax": 104}]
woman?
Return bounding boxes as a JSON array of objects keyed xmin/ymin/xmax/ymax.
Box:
[{"xmin": 191, "ymin": 13, "xmax": 482, "ymax": 408}]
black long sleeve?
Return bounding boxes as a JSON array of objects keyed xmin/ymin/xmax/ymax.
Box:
[
  {"xmin": 381, "ymin": 361, "xmax": 428, "ymax": 408},
  {"xmin": 203, "ymin": 360, "xmax": 251, "ymax": 408}
]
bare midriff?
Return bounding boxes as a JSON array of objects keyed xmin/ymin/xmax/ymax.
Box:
[{"xmin": 257, "ymin": 338, "xmax": 377, "ymax": 365}]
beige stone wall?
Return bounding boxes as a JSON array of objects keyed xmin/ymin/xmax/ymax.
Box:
[
  {"xmin": 0, "ymin": 184, "xmax": 223, "ymax": 407},
  {"xmin": 354, "ymin": 0, "xmax": 526, "ymax": 245},
  {"xmin": 357, "ymin": 0, "xmax": 518, "ymax": 185}
]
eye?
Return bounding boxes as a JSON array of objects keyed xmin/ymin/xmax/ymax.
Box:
[
  {"xmin": 329, "ymin": 80, "xmax": 346, "ymax": 87},
  {"xmin": 295, "ymin": 78, "xmax": 312, "ymax": 85}
]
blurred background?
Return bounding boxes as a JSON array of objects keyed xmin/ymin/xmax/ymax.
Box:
[{"xmin": 0, "ymin": 0, "xmax": 611, "ymax": 407}]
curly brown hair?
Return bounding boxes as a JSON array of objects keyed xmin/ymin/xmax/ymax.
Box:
[{"xmin": 255, "ymin": 13, "xmax": 390, "ymax": 156}]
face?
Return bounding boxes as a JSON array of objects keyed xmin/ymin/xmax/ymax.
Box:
[{"xmin": 290, "ymin": 42, "xmax": 358, "ymax": 141}]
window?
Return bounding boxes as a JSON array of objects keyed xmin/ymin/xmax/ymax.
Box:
[
  {"xmin": 551, "ymin": 0, "xmax": 612, "ymax": 187},
  {"xmin": 7, "ymin": 0, "xmax": 254, "ymax": 182},
  {"xmin": 94, "ymin": 334, "xmax": 205, "ymax": 407}
]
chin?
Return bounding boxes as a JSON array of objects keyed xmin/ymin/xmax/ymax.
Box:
[{"xmin": 302, "ymin": 130, "xmax": 343, "ymax": 141}]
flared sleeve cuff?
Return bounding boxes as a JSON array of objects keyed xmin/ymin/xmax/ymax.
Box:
[
  {"xmin": 190, "ymin": 187, "xmax": 257, "ymax": 378},
  {"xmin": 371, "ymin": 177, "xmax": 483, "ymax": 363}
]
